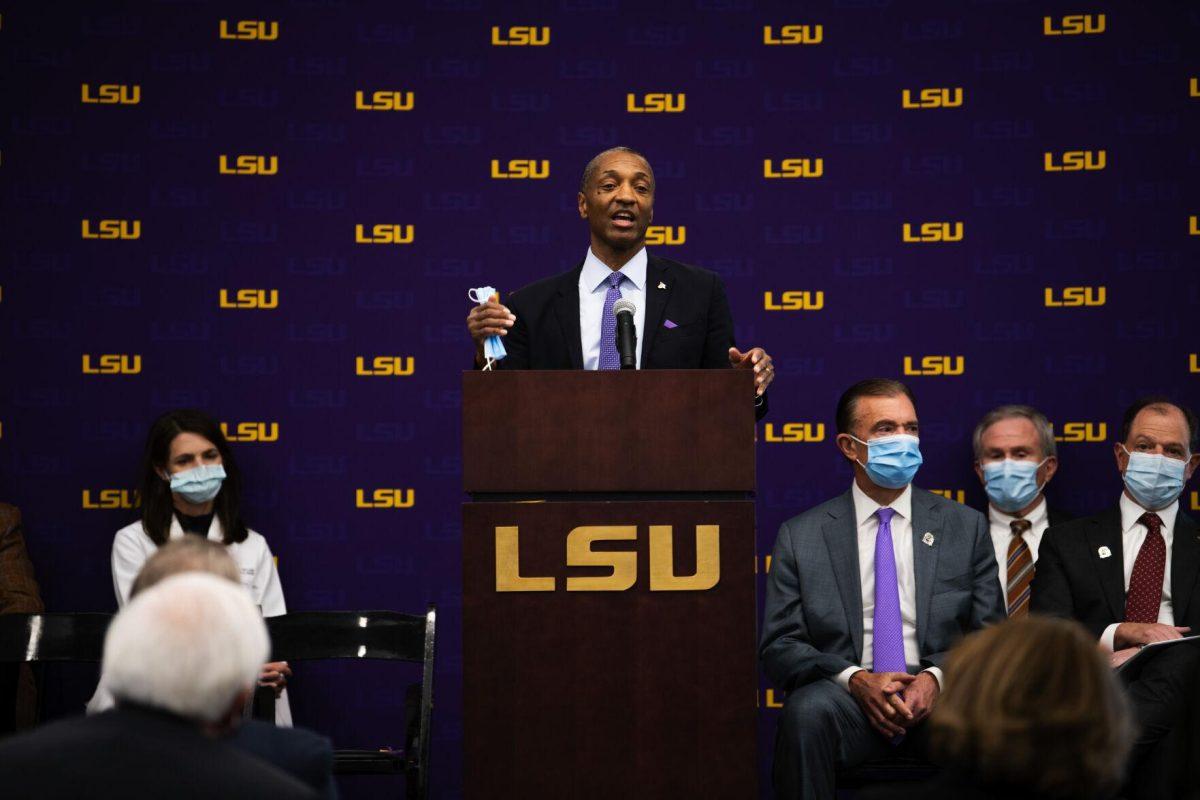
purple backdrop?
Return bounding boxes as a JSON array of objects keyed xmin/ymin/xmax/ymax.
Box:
[{"xmin": 3, "ymin": 2, "xmax": 1199, "ymax": 797}]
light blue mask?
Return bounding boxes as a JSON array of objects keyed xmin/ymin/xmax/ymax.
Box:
[
  {"xmin": 169, "ymin": 464, "xmax": 226, "ymax": 504},
  {"xmin": 850, "ymin": 434, "xmax": 923, "ymax": 490},
  {"xmin": 982, "ymin": 458, "xmax": 1048, "ymax": 513},
  {"xmin": 1121, "ymin": 446, "xmax": 1187, "ymax": 510},
  {"xmin": 468, "ymin": 286, "xmax": 507, "ymax": 364}
]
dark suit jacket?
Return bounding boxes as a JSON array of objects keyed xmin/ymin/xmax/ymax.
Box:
[
  {"xmin": 495, "ymin": 254, "xmax": 768, "ymax": 417},
  {"xmin": 232, "ymin": 720, "xmax": 338, "ymax": 800},
  {"xmin": 761, "ymin": 487, "xmax": 1005, "ymax": 690},
  {"xmin": 1031, "ymin": 506, "xmax": 1200, "ymax": 639},
  {"xmin": 0, "ymin": 704, "xmax": 317, "ymax": 799}
]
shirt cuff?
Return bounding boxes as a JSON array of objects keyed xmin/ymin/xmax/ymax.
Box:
[
  {"xmin": 921, "ymin": 667, "xmax": 944, "ymax": 689},
  {"xmin": 1100, "ymin": 623, "xmax": 1119, "ymax": 653},
  {"xmin": 835, "ymin": 666, "xmax": 865, "ymax": 692}
]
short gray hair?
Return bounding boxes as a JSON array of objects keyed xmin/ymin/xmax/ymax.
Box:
[
  {"xmin": 972, "ymin": 405, "xmax": 1057, "ymax": 461},
  {"xmin": 103, "ymin": 572, "xmax": 268, "ymax": 723},
  {"xmin": 579, "ymin": 146, "xmax": 652, "ymax": 192}
]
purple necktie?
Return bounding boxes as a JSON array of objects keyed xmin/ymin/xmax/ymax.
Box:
[
  {"xmin": 872, "ymin": 507, "xmax": 907, "ymax": 674},
  {"xmin": 598, "ymin": 272, "xmax": 624, "ymax": 370}
]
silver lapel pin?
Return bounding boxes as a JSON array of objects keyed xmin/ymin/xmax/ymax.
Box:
[
  {"xmin": 1098, "ymin": 546, "xmax": 1112, "ymax": 559},
  {"xmin": 922, "ymin": 532, "xmax": 935, "ymax": 547},
  {"xmin": 657, "ymin": 281, "xmax": 666, "ymax": 289}
]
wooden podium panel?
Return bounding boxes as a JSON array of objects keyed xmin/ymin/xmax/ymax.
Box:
[
  {"xmin": 462, "ymin": 500, "xmax": 757, "ymax": 799},
  {"xmin": 463, "ymin": 370, "xmax": 755, "ymax": 494}
]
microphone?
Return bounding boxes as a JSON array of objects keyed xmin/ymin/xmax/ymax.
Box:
[{"xmin": 612, "ymin": 298, "xmax": 637, "ymax": 370}]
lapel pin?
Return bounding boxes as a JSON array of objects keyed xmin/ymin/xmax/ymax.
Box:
[
  {"xmin": 922, "ymin": 532, "xmax": 935, "ymax": 547},
  {"xmin": 1098, "ymin": 546, "xmax": 1112, "ymax": 559},
  {"xmin": 657, "ymin": 281, "xmax": 666, "ymax": 289}
]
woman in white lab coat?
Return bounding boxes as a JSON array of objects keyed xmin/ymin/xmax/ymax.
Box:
[{"xmin": 109, "ymin": 408, "xmax": 293, "ymax": 726}]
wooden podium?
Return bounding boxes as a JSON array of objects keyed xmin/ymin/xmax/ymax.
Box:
[{"xmin": 462, "ymin": 370, "xmax": 758, "ymax": 799}]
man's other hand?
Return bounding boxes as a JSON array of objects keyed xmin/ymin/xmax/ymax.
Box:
[
  {"xmin": 467, "ymin": 298, "xmax": 515, "ymax": 365},
  {"xmin": 728, "ymin": 346, "xmax": 774, "ymax": 396},
  {"xmin": 902, "ymin": 672, "xmax": 939, "ymax": 727},
  {"xmin": 848, "ymin": 670, "xmax": 916, "ymax": 738},
  {"xmin": 1114, "ymin": 622, "xmax": 1190, "ymax": 649}
]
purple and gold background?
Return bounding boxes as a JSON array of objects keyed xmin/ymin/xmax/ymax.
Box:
[{"xmin": 3, "ymin": 1, "xmax": 1198, "ymax": 797}]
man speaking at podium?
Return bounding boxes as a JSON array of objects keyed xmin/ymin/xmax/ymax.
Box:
[{"xmin": 465, "ymin": 146, "xmax": 774, "ymax": 416}]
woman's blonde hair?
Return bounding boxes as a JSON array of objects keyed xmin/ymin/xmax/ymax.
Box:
[{"xmin": 932, "ymin": 616, "xmax": 1133, "ymax": 799}]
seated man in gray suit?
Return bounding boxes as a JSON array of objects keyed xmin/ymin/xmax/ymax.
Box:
[{"xmin": 761, "ymin": 378, "xmax": 1006, "ymax": 799}]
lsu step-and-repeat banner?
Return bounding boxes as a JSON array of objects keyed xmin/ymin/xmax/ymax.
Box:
[{"xmin": 3, "ymin": 1, "xmax": 1198, "ymax": 796}]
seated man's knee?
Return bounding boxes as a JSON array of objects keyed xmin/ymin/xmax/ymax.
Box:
[{"xmin": 782, "ymin": 682, "xmax": 845, "ymax": 741}]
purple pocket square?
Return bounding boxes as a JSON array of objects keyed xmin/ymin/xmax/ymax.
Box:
[{"xmin": 663, "ymin": 319, "xmax": 678, "ymax": 329}]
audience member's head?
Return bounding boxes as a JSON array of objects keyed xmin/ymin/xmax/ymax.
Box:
[
  {"xmin": 1114, "ymin": 396, "xmax": 1199, "ymax": 511},
  {"xmin": 932, "ymin": 616, "xmax": 1132, "ymax": 799},
  {"xmin": 102, "ymin": 572, "xmax": 267, "ymax": 726},
  {"xmin": 130, "ymin": 536, "xmax": 240, "ymax": 598}
]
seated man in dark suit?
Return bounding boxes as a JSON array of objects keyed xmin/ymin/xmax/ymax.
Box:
[
  {"xmin": 465, "ymin": 146, "xmax": 774, "ymax": 417},
  {"xmin": 0, "ymin": 572, "xmax": 315, "ymax": 799},
  {"xmin": 92, "ymin": 537, "xmax": 338, "ymax": 800},
  {"xmin": 970, "ymin": 405, "xmax": 1071, "ymax": 618},
  {"xmin": 761, "ymin": 378, "xmax": 1005, "ymax": 800},
  {"xmin": 1032, "ymin": 397, "xmax": 1200, "ymax": 796}
]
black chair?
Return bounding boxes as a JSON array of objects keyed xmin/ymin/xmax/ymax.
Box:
[{"xmin": 264, "ymin": 609, "xmax": 437, "ymax": 800}]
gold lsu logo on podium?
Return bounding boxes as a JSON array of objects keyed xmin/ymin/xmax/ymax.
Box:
[{"xmin": 496, "ymin": 525, "xmax": 720, "ymax": 592}]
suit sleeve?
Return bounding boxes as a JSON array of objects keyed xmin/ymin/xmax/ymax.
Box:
[
  {"xmin": 704, "ymin": 273, "xmax": 769, "ymax": 420},
  {"xmin": 920, "ymin": 510, "xmax": 1005, "ymax": 671},
  {"xmin": 0, "ymin": 507, "xmax": 43, "ymax": 615},
  {"xmin": 759, "ymin": 522, "xmax": 856, "ymax": 689}
]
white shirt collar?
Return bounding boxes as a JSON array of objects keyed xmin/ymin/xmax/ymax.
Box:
[
  {"xmin": 851, "ymin": 481, "xmax": 913, "ymax": 527},
  {"xmin": 1120, "ymin": 491, "xmax": 1179, "ymax": 536},
  {"xmin": 580, "ymin": 246, "xmax": 647, "ymax": 293},
  {"xmin": 990, "ymin": 495, "xmax": 1049, "ymax": 529}
]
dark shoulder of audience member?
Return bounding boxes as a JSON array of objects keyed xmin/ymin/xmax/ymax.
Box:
[{"xmin": 860, "ymin": 616, "xmax": 1132, "ymax": 800}]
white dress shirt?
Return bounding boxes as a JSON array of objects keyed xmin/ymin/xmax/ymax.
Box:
[
  {"xmin": 1099, "ymin": 493, "xmax": 1178, "ymax": 651},
  {"xmin": 988, "ymin": 495, "xmax": 1050, "ymax": 589},
  {"xmin": 579, "ymin": 247, "xmax": 647, "ymax": 370},
  {"xmin": 835, "ymin": 482, "xmax": 943, "ymax": 690}
]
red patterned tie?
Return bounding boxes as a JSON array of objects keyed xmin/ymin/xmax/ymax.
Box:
[{"xmin": 1124, "ymin": 513, "xmax": 1166, "ymax": 624}]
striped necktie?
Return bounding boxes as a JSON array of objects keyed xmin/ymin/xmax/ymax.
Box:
[{"xmin": 1006, "ymin": 519, "xmax": 1034, "ymax": 618}]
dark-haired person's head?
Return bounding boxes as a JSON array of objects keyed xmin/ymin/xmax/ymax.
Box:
[
  {"xmin": 577, "ymin": 146, "xmax": 655, "ymax": 258},
  {"xmin": 1113, "ymin": 397, "xmax": 1199, "ymax": 512},
  {"xmin": 139, "ymin": 409, "xmax": 248, "ymax": 546},
  {"xmin": 834, "ymin": 379, "xmax": 922, "ymax": 492},
  {"xmin": 932, "ymin": 616, "xmax": 1132, "ymax": 799}
]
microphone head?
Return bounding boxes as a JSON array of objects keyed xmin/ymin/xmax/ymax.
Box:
[{"xmin": 613, "ymin": 298, "xmax": 637, "ymax": 318}]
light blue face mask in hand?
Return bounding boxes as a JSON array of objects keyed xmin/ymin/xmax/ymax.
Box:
[
  {"xmin": 468, "ymin": 286, "xmax": 508, "ymax": 366},
  {"xmin": 169, "ymin": 464, "xmax": 226, "ymax": 504},
  {"xmin": 982, "ymin": 458, "xmax": 1048, "ymax": 513},
  {"xmin": 848, "ymin": 433, "xmax": 924, "ymax": 490},
  {"xmin": 1120, "ymin": 445, "xmax": 1187, "ymax": 510}
]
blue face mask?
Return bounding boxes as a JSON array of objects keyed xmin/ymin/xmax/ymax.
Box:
[
  {"xmin": 849, "ymin": 434, "xmax": 923, "ymax": 490},
  {"xmin": 1121, "ymin": 446, "xmax": 1187, "ymax": 510},
  {"xmin": 169, "ymin": 464, "xmax": 226, "ymax": 504},
  {"xmin": 982, "ymin": 458, "xmax": 1048, "ymax": 513}
]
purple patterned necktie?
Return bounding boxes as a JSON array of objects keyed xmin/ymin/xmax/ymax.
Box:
[
  {"xmin": 597, "ymin": 272, "xmax": 624, "ymax": 370},
  {"xmin": 872, "ymin": 507, "xmax": 907, "ymax": 674}
]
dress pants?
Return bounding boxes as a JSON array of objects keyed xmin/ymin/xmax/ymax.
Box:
[{"xmin": 774, "ymin": 679, "xmax": 928, "ymax": 800}]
